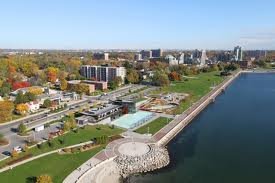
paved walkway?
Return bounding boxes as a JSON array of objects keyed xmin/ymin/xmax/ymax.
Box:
[
  {"xmin": 63, "ymin": 137, "xmax": 152, "ymax": 183},
  {"xmin": 153, "ymin": 71, "xmax": 241, "ymax": 145},
  {"xmin": 0, "ymin": 141, "xmax": 94, "ymax": 173}
]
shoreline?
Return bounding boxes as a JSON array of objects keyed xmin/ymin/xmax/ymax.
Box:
[
  {"xmin": 65, "ymin": 69, "xmax": 275, "ymax": 183},
  {"xmin": 65, "ymin": 70, "xmax": 243, "ymax": 183}
]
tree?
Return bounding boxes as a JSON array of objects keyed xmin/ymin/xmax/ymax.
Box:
[
  {"xmin": 42, "ymin": 99, "xmax": 52, "ymax": 108},
  {"xmin": 17, "ymin": 123, "xmax": 27, "ymax": 135},
  {"xmin": 36, "ymin": 174, "xmax": 53, "ymax": 183},
  {"xmin": 60, "ymin": 78, "xmax": 68, "ymax": 91},
  {"xmin": 169, "ymin": 71, "xmax": 181, "ymax": 81},
  {"xmin": 11, "ymin": 150, "xmax": 19, "ymax": 158},
  {"xmin": 28, "ymin": 88, "xmax": 43, "ymax": 95},
  {"xmin": 16, "ymin": 104, "xmax": 29, "ymax": 115},
  {"xmin": 21, "ymin": 62, "xmax": 39, "ymax": 77},
  {"xmin": 126, "ymin": 69, "xmax": 140, "ymax": 84},
  {"xmin": 14, "ymin": 92, "xmax": 36, "ymax": 105},
  {"xmin": 12, "ymin": 81, "xmax": 31, "ymax": 90},
  {"xmin": 0, "ymin": 81, "xmax": 11, "ymax": 97},
  {"xmin": 0, "ymin": 101, "xmax": 14, "ymax": 122},
  {"xmin": 109, "ymin": 76, "xmax": 122, "ymax": 90},
  {"xmin": 62, "ymin": 121, "xmax": 71, "ymax": 131},
  {"xmin": 152, "ymin": 71, "xmax": 170, "ymax": 86},
  {"xmin": 46, "ymin": 67, "xmax": 59, "ymax": 83}
]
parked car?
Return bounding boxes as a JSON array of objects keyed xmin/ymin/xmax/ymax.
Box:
[
  {"xmin": 2, "ymin": 151, "xmax": 11, "ymax": 156},
  {"xmin": 13, "ymin": 146, "xmax": 23, "ymax": 152}
]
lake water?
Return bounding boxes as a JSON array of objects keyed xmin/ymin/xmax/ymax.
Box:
[{"xmin": 128, "ymin": 73, "xmax": 275, "ymax": 183}]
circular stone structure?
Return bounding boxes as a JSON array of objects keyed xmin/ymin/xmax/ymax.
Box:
[{"xmin": 118, "ymin": 142, "xmax": 150, "ymax": 157}]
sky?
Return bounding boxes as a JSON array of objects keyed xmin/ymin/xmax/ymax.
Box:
[{"xmin": 0, "ymin": 0, "xmax": 275, "ymax": 50}]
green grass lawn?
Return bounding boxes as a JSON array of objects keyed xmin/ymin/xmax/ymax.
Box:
[
  {"xmin": 0, "ymin": 146, "xmax": 104, "ymax": 183},
  {"xmin": 0, "ymin": 125, "xmax": 124, "ymax": 168},
  {"xmin": 134, "ymin": 117, "xmax": 172, "ymax": 135},
  {"xmin": 153, "ymin": 71, "xmax": 225, "ymax": 114}
]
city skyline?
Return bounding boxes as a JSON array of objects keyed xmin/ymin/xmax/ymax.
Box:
[{"xmin": 0, "ymin": 0, "xmax": 275, "ymax": 50}]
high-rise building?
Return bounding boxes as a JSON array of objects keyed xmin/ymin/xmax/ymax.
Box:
[
  {"xmin": 200, "ymin": 50, "xmax": 207, "ymax": 65},
  {"xmin": 218, "ymin": 51, "xmax": 231, "ymax": 62},
  {"xmin": 80, "ymin": 65, "xmax": 126, "ymax": 83},
  {"xmin": 140, "ymin": 50, "xmax": 152, "ymax": 60},
  {"xmin": 193, "ymin": 49, "xmax": 201, "ymax": 59},
  {"xmin": 233, "ymin": 46, "xmax": 243, "ymax": 61},
  {"xmin": 151, "ymin": 49, "xmax": 163, "ymax": 58},
  {"xmin": 134, "ymin": 53, "xmax": 142, "ymax": 61},
  {"xmin": 178, "ymin": 53, "xmax": 185, "ymax": 64},
  {"xmin": 165, "ymin": 55, "xmax": 178, "ymax": 65},
  {"xmin": 93, "ymin": 52, "xmax": 109, "ymax": 61}
]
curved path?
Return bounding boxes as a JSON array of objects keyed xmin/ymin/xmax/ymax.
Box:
[
  {"xmin": 63, "ymin": 137, "xmax": 153, "ymax": 183},
  {"xmin": 0, "ymin": 141, "xmax": 94, "ymax": 174}
]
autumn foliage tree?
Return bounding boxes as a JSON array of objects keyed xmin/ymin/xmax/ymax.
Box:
[
  {"xmin": 12, "ymin": 81, "xmax": 31, "ymax": 90},
  {"xmin": 169, "ymin": 71, "xmax": 181, "ymax": 81},
  {"xmin": 60, "ymin": 78, "xmax": 68, "ymax": 91},
  {"xmin": 46, "ymin": 67, "xmax": 59, "ymax": 83},
  {"xmin": 16, "ymin": 103, "xmax": 29, "ymax": 115},
  {"xmin": 0, "ymin": 101, "xmax": 14, "ymax": 122},
  {"xmin": 126, "ymin": 69, "xmax": 140, "ymax": 84},
  {"xmin": 11, "ymin": 150, "xmax": 19, "ymax": 158},
  {"xmin": 36, "ymin": 174, "xmax": 53, "ymax": 183},
  {"xmin": 28, "ymin": 87, "xmax": 43, "ymax": 95}
]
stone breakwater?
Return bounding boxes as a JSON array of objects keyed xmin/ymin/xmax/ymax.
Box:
[{"xmin": 114, "ymin": 144, "xmax": 169, "ymax": 177}]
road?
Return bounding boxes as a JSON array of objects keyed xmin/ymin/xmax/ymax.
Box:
[{"xmin": 0, "ymin": 84, "xmax": 147, "ymax": 156}]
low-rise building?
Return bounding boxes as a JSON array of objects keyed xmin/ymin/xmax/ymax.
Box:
[
  {"xmin": 67, "ymin": 80, "xmax": 95, "ymax": 94},
  {"xmin": 93, "ymin": 52, "xmax": 109, "ymax": 61},
  {"xmin": 76, "ymin": 115, "xmax": 95, "ymax": 125},
  {"xmin": 113, "ymin": 99, "xmax": 137, "ymax": 113},
  {"xmin": 80, "ymin": 104, "xmax": 121, "ymax": 123},
  {"xmin": 26, "ymin": 101, "xmax": 40, "ymax": 112},
  {"xmin": 81, "ymin": 80, "xmax": 108, "ymax": 90},
  {"xmin": 67, "ymin": 80, "xmax": 107, "ymax": 94}
]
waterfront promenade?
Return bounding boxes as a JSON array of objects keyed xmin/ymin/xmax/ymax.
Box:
[
  {"xmin": 63, "ymin": 71, "xmax": 242, "ymax": 183},
  {"xmin": 153, "ymin": 70, "xmax": 241, "ymax": 146}
]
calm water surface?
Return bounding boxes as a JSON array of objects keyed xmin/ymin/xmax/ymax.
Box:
[{"xmin": 129, "ymin": 73, "xmax": 275, "ymax": 183}]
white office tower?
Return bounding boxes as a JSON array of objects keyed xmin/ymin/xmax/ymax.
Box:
[
  {"xmin": 200, "ymin": 50, "xmax": 207, "ymax": 65},
  {"xmin": 178, "ymin": 53, "xmax": 185, "ymax": 64}
]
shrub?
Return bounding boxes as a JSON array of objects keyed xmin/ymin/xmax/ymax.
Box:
[
  {"xmin": 36, "ymin": 174, "xmax": 53, "ymax": 183},
  {"xmin": 37, "ymin": 143, "xmax": 45, "ymax": 150},
  {"xmin": 73, "ymin": 128, "xmax": 79, "ymax": 133},
  {"xmin": 11, "ymin": 150, "xmax": 19, "ymax": 158},
  {"xmin": 48, "ymin": 141, "xmax": 54, "ymax": 148},
  {"xmin": 71, "ymin": 147, "xmax": 80, "ymax": 153},
  {"xmin": 58, "ymin": 138, "xmax": 65, "ymax": 145}
]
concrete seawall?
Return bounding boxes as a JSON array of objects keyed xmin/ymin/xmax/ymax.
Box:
[{"xmin": 155, "ymin": 71, "xmax": 242, "ymax": 146}]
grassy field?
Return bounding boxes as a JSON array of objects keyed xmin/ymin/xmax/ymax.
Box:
[
  {"xmin": 153, "ymin": 71, "xmax": 225, "ymax": 114},
  {"xmin": 0, "ymin": 146, "xmax": 104, "ymax": 183},
  {"xmin": 135, "ymin": 117, "xmax": 173, "ymax": 135},
  {"xmin": 0, "ymin": 125, "xmax": 124, "ymax": 168}
]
